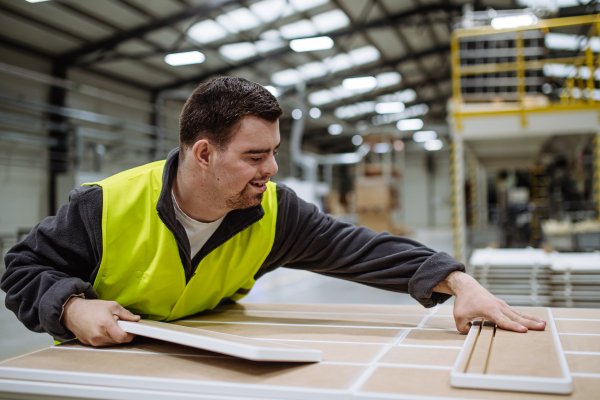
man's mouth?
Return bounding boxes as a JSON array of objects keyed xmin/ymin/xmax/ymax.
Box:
[{"xmin": 250, "ymin": 181, "xmax": 267, "ymax": 188}]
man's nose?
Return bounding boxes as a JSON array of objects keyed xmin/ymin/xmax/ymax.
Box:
[{"xmin": 263, "ymin": 153, "xmax": 278, "ymax": 176}]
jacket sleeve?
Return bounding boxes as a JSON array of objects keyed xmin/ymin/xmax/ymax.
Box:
[
  {"xmin": 1, "ymin": 186, "xmax": 103, "ymax": 339},
  {"xmin": 259, "ymin": 184, "xmax": 466, "ymax": 308}
]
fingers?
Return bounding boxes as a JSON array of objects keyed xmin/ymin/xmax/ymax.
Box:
[
  {"xmin": 454, "ymin": 313, "xmax": 473, "ymax": 333},
  {"xmin": 105, "ymin": 320, "xmax": 135, "ymax": 344},
  {"xmin": 492, "ymin": 312, "xmax": 527, "ymax": 333},
  {"xmin": 509, "ymin": 309, "xmax": 546, "ymax": 330},
  {"xmin": 111, "ymin": 303, "xmax": 140, "ymax": 322}
]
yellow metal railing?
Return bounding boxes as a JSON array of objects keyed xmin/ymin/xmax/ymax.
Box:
[{"xmin": 451, "ymin": 13, "xmax": 600, "ymax": 128}]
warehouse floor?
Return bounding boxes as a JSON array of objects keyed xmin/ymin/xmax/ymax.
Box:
[{"xmin": 0, "ymin": 227, "xmax": 454, "ymax": 362}]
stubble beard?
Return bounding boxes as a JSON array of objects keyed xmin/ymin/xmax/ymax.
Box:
[{"xmin": 225, "ymin": 183, "xmax": 264, "ymax": 210}]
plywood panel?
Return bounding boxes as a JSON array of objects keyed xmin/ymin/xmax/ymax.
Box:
[
  {"xmin": 359, "ymin": 367, "xmax": 599, "ymax": 399},
  {"xmin": 379, "ymin": 346, "xmax": 460, "ymax": 366},
  {"xmin": 434, "ymin": 306, "xmax": 454, "ymax": 316},
  {"xmin": 552, "ymin": 308, "xmax": 600, "ymax": 319},
  {"xmin": 400, "ymin": 329, "xmax": 467, "ymax": 347},
  {"xmin": 421, "ymin": 316, "xmax": 457, "ymax": 330},
  {"xmin": 220, "ymin": 303, "xmax": 427, "ymax": 315},
  {"xmin": 560, "ymin": 334, "xmax": 600, "ymax": 352},
  {"xmin": 60, "ymin": 337, "xmax": 225, "ymax": 357},
  {"xmin": 566, "ymin": 353, "xmax": 600, "ymax": 374},
  {"xmin": 555, "ymin": 320, "xmax": 600, "ymax": 334},
  {"xmin": 275, "ymin": 341, "xmax": 383, "ymax": 363},
  {"xmin": 3, "ymin": 349, "xmax": 366, "ymax": 390},
  {"xmin": 466, "ymin": 322, "xmax": 495, "ymax": 374},
  {"xmin": 173, "ymin": 322, "xmax": 405, "ymax": 344},
  {"xmin": 186, "ymin": 311, "xmax": 424, "ymax": 328}
]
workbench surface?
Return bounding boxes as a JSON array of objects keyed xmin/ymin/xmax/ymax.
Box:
[{"xmin": 0, "ymin": 303, "xmax": 598, "ymax": 400}]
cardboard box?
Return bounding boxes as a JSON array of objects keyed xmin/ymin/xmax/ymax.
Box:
[{"xmin": 355, "ymin": 177, "xmax": 391, "ymax": 211}]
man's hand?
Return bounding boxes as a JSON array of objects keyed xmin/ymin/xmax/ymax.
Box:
[
  {"xmin": 433, "ymin": 271, "xmax": 546, "ymax": 333},
  {"xmin": 61, "ymin": 297, "xmax": 140, "ymax": 346}
]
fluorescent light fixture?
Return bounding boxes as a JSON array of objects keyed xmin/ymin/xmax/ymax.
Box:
[
  {"xmin": 312, "ymin": 9, "xmax": 350, "ymax": 33},
  {"xmin": 335, "ymin": 101, "xmax": 376, "ymax": 119},
  {"xmin": 290, "ymin": 0, "xmax": 329, "ymax": 12},
  {"xmin": 292, "ymin": 109, "xmax": 303, "ymax": 120},
  {"xmin": 219, "ymin": 42, "xmax": 257, "ymax": 60},
  {"xmin": 290, "ymin": 36, "xmax": 334, "ymax": 52},
  {"xmin": 323, "ymin": 53, "xmax": 353, "ymax": 73},
  {"xmin": 545, "ymin": 33, "xmax": 581, "ymax": 50},
  {"xmin": 397, "ymin": 118, "xmax": 424, "ymax": 131},
  {"xmin": 393, "ymin": 140, "xmax": 404, "ymax": 152},
  {"xmin": 413, "ymin": 130, "xmax": 437, "ymax": 143},
  {"xmin": 376, "ymin": 71, "xmax": 401, "ymax": 88},
  {"xmin": 342, "ymin": 76, "xmax": 377, "ymax": 90},
  {"xmin": 188, "ymin": 20, "xmax": 228, "ymax": 44},
  {"xmin": 373, "ymin": 142, "xmax": 391, "ymax": 153},
  {"xmin": 309, "ymin": 107, "xmax": 321, "ymax": 118},
  {"xmin": 349, "ymin": 46, "xmax": 380, "ymax": 65},
  {"xmin": 25, "ymin": 0, "xmax": 51, "ymax": 2},
  {"xmin": 256, "ymin": 39, "xmax": 286, "ymax": 53},
  {"xmin": 543, "ymin": 63, "xmax": 577, "ymax": 78},
  {"xmin": 491, "ymin": 14, "xmax": 537, "ymax": 30},
  {"xmin": 260, "ymin": 29, "xmax": 281, "ymax": 40},
  {"xmin": 309, "ymin": 89, "xmax": 335, "ymax": 105},
  {"xmin": 164, "ymin": 51, "xmax": 206, "ymax": 66},
  {"xmin": 328, "ymin": 124, "xmax": 343, "ymax": 135},
  {"xmin": 297, "ymin": 61, "xmax": 328, "ymax": 79},
  {"xmin": 250, "ymin": 0, "xmax": 294, "ymax": 23},
  {"xmin": 216, "ymin": 8, "xmax": 261, "ymax": 33},
  {"xmin": 264, "ymin": 85, "xmax": 280, "ymax": 97},
  {"xmin": 279, "ymin": 19, "xmax": 318, "ymax": 39},
  {"xmin": 375, "ymin": 102, "xmax": 405, "ymax": 114},
  {"xmin": 352, "ymin": 135, "xmax": 363, "ymax": 146},
  {"xmin": 330, "ymin": 85, "xmax": 354, "ymax": 99},
  {"xmin": 272, "ymin": 68, "xmax": 304, "ymax": 86},
  {"xmin": 372, "ymin": 103, "xmax": 429, "ymax": 126},
  {"xmin": 380, "ymin": 88, "xmax": 417, "ymax": 103},
  {"xmin": 424, "ymin": 139, "xmax": 443, "ymax": 151}
]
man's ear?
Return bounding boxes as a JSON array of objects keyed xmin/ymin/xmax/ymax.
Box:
[{"xmin": 191, "ymin": 139, "xmax": 212, "ymax": 169}]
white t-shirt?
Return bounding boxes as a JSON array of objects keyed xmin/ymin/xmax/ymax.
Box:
[{"xmin": 171, "ymin": 190, "xmax": 225, "ymax": 257}]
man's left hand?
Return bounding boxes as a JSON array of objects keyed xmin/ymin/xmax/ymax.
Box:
[{"xmin": 433, "ymin": 271, "xmax": 547, "ymax": 333}]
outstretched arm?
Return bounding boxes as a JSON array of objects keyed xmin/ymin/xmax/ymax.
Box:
[{"xmin": 433, "ymin": 271, "xmax": 546, "ymax": 332}]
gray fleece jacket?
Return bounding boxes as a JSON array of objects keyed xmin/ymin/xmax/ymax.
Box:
[{"xmin": 1, "ymin": 148, "xmax": 464, "ymax": 340}]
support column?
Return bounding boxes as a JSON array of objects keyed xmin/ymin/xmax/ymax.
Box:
[
  {"xmin": 48, "ymin": 62, "xmax": 68, "ymax": 216},
  {"xmin": 451, "ymin": 134, "xmax": 466, "ymax": 263},
  {"xmin": 595, "ymin": 132, "xmax": 600, "ymax": 221}
]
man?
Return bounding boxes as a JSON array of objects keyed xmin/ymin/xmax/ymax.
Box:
[{"xmin": 2, "ymin": 77, "xmax": 545, "ymax": 347}]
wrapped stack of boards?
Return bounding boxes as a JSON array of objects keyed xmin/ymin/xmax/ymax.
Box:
[{"xmin": 550, "ymin": 252, "xmax": 600, "ymax": 308}]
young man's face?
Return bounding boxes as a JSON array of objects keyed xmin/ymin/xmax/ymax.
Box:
[{"xmin": 212, "ymin": 115, "xmax": 280, "ymax": 210}]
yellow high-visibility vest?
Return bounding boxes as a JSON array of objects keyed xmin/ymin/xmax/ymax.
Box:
[{"xmin": 84, "ymin": 160, "xmax": 277, "ymax": 321}]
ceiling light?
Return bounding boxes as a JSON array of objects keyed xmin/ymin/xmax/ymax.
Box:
[
  {"xmin": 373, "ymin": 143, "xmax": 391, "ymax": 153},
  {"xmin": 375, "ymin": 102, "xmax": 405, "ymax": 114},
  {"xmin": 219, "ymin": 42, "xmax": 257, "ymax": 60},
  {"xmin": 352, "ymin": 135, "xmax": 363, "ymax": 146},
  {"xmin": 413, "ymin": 130, "xmax": 437, "ymax": 142},
  {"xmin": 292, "ymin": 109, "xmax": 303, "ymax": 120},
  {"xmin": 250, "ymin": 0, "xmax": 293, "ymax": 23},
  {"xmin": 256, "ymin": 39, "xmax": 286, "ymax": 53},
  {"xmin": 335, "ymin": 101, "xmax": 376, "ymax": 119},
  {"xmin": 309, "ymin": 90, "xmax": 335, "ymax": 105},
  {"xmin": 272, "ymin": 69, "xmax": 303, "ymax": 86},
  {"xmin": 188, "ymin": 20, "xmax": 228, "ymax": 44},
  {"xmin": 297, "ymin": 61, "xmax": 328, "ymax": 79},
  {"xmin": 323, "ymin": 53, "xmax": 353, "ymax": 73},
  {"xmin": 290, "ymin": 36, "xmax": 334, "ymax": 52},
  {"xmin": 328, "ymin": 124, "xmax": 343, "ymax": 135},
  {"xmin": 260, "ymin": 29, "xmax": 281, "ymax": 40},
  {"xmin": 216, "ymin": 8, "xmax": 261, "ymax": 33},
  {"xmin": 372, "ymin": 103, "xmax": 429, "ymax": 126},
  {"xmin": 312, "ymin": 9, "xmax": 350, "ymax": 33},
  {"xmin": 164, "ymin": 51, "xmax": 206, "ymax": 66},
  {"xmin": 342, "ymin": 76, "xmax": 377, "ymax": 91},
  {"xmin": 424, "ymin": 139, "xmax": 443, "ymax": 151},
  {"xmin": 25, "ymin": 0, "xmax": 51, "ymax": 2},
  {"xmin": 264, "ymin": 85, "xmax": 280, "ymax": 97},
  {"xmin": 376, "ymin": 72, "xmax": 401, "ymax": 88},
  {"xmin": 397, "ymin": 118, "xmax": 424, "ymax": 131},
  {"xmin": 349, "ymin": 46, "xmax": 380, "ymax": 65},
  {"xmin": 309, "ymin": 108, "xmax": 321, "ymax": 118},
  {"xmin": 380, "ymin": 88, "xmax": 417, "ymax": 103},
  {"xmin": 330, "ymin": 85, "xmax": 354, "ymax": 99},
  {"xmin": 290, "ymin": 0, "xmax": 329, "ymax": 11},
  {"xmin": 393, "ymin": 140, "xmax": 404, "ymax": 151},
  {"xmin": 545, "ymin": 33, "xmax": 581, "ymax": 50},
  {"xmin": 491, "ymin": 14, "xmax": 537, "ymax": 30},
  {"xmin": 279, "ymin": 19, "xmax": 318, "ymax": 39}
]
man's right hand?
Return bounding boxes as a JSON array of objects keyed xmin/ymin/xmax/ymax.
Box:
[{"xmin": 61, "ymin": 297, "xmax": 140, "ymax": 346}]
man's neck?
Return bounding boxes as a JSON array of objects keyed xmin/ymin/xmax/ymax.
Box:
[{"xmin": 173, "ymin": 163, "xmax": 228, "ymax": 223}]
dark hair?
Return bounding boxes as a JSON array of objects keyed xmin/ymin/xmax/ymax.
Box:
[{"xmin": 179, "ymin": 76, "xmax": 283, "ymax": 157}]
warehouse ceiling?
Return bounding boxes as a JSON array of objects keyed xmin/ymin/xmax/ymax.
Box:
[{"xmin": 0, "ymin": 0, "xmax": 597, "ymax": 153}]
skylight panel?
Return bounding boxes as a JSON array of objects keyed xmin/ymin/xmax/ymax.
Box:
[
  {"xmin": 250, "ymin": 0, "xmax": 294, "ymax": 23},
  {"xmin": 279, "ymin": 19, "xmax": 319, "ymax": 39},
  {"xmin": 323, "ymin": 53, "xmax": 353, "ymax": 73},
  {"xmin": 219, "ymin": 42, "xmax": 258, "ymax": 61},
  {"xmin": 188, "ymin": 20, "xmax": 229, "ymax": 44},
  {"xmin": 272, "ymin": 69, "xmax": 304, "ymax": 86},
  {"xmin": 256, "ymin": 39, "xmax": 286, "ymax": 53},
  {"xmin": 290, "ymin": 0, "xmax": 329, "ymax": 11},
  {"xmin": 312, "ymin": 9, "xmax": 350, "ymax": 33},
  {"xmin": 309, "ymin": 89, "xmax": 335, "ymax": 105},
  {"xmin": 216, "ymin": 8, "xmax": 262, "ymax": 33},
  {"xmin": 349, "ymin": 46, "xmax": 380, "ymax": 65},
  {"xmin": 297, "ymin": 61, "xmax": 328, "ymax": 79},
  {"xmin": 376, "ymin": 72, "xmax": 401, "ymax": 88}
]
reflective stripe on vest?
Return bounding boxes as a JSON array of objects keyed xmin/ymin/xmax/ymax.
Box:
[{"xmin": 84, "ymin": 160, "xmax": 277, "ymax": 321}]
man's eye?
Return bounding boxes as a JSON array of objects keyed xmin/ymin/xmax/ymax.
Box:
[{"xmin": 251, "ymin": 157, "xmax": 262, "ymax": 162}]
